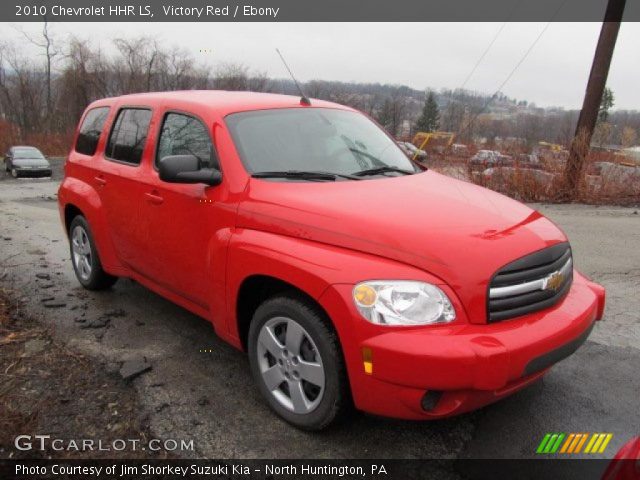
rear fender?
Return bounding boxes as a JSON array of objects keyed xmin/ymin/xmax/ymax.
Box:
[{"xmin": 58, "ymin": 177, "xmax": 125, "ymax": 274}]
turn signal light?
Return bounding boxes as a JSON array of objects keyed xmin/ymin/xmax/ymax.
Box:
[
  {"xmin": 354, "ymin": 284, "xmax": 377, "ymax": 307},
  {"xmin": 362, "ymin": 347, "xmax": 373, "ymax": 375}
]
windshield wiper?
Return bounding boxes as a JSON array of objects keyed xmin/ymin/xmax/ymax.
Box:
[
  {"xmin": 349, "ymin": 147, "xmax": 382, "ymax": 165},
  {"xmin": 251, "ymin": 170, "xmax": 361, "ymax": 181},
  {"xmin": 352, "ymin": 166, "xmax": 415, "ymax": 177}
]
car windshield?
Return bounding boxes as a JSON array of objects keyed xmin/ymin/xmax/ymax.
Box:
[
  {"xmin": 14, "ymin": 148, "xmax": 44, "ymax": 159},
  {"xmin": 225, "ymin": 108, "xmax": 417, "ymax": 178}
]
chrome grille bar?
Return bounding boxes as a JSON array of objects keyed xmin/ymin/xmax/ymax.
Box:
[{"xmin": 489, "ymin": 256, "xmax": 572, "ymax": 299}]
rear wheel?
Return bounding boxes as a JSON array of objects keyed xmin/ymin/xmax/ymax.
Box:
[
  {"xmin": 69, "ymin": 216, "xmax": 118, "ymax": 290},
  {"xmin": 11, "ymin": 168, "xmax": 18, "ymax": 178},
  {"xmin": 248, "ymin": 294, "xmax": 349, "ymax": 430}
]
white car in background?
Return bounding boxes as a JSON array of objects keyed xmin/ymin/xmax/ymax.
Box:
[
  {"xmin": 397, "ymin": 141, "xmax": 427, "ymax": 160},
  {"xmin": 471, "ymin": 150, "xmax": 512, "ymax": 166}
]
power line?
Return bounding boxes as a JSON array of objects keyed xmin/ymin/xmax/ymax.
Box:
[
  {"xmin": 455, "ymin": 0, "xmax": 568, "ymax": 140},
  {"xmin": 441, "ymin": 22, "xmax": 507, "ymax": 123},
  {"xmin": 459, "ymin": 22, "xmax": 508, "ymax": 91},
  {"xmin": 449, "ymin": 0, "xmax": 523, "ymax": 101},
  {"xmin": 493, "ymin": 23, "xmax": 554, "ymax": 99}
]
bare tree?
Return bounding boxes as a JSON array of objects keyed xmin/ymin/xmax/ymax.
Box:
[
  {"xmin": 515, "ymin": 114, "xmax": 543, "ymax": 148},
  {"xmin": 592, "ymin": 122, "xmax": 613, "ymax": 148},
  {"xmin": 213, "ymin": 63, "xmax": 249, "ymax": 91},
  {"xmin": 15, "ymin": 21, "xmax": 60, "ymax": 129},
  {"xmin": 57, "ymin": 38, "xmax": 103, "ymax": 127},
  {"xmin": 558, "ymin": 111, "xmax": 578, "ymax": 146},
  {"xmin": 0, "ymin": 42, "xmax": 47, "ymax": 139},
  {"xmin": 440, "ymin": 100, "xmax": 466, "ymax": 134},
  {"xmin": 157, "ymin": 46, "xmax": 197, "ymax": 90},
  {"xmin": 113, "ymin": 37, "xmax": 160, "ymax": 94},
  {"xmin": 248, "ymin": 71, "xmax": 272, "ymax": 92},
  {"xmin": 212, "ymin": 63, "xmax": 272, "ymax": 92},
  {"xmin": 375, "ymin": 87, "xmax": 409, "ymax": 136},
  {"xmin": 305, "ymin": 80, "xmax": 327, "ymax": 99},
  {"xmin": 620, "ymin": 126, "xmax": 637, "ymax": 147},
  {"xmin": 2, "ymin": 30, "xmax": 640, "ymax": 158},
  {"xmin": 360, "ymin": 93, "xmax": 382, "ymax": 117}
]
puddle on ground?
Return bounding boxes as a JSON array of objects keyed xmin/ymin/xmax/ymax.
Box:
[{"xmin": 15, "ymin": 196, "xmax": 59, "ymax": 210}]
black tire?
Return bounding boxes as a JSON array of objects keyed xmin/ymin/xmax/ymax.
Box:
[
  {"xmin": 248, "ymin": 293, "xmax": 350, "ymax": 430},
  {"xmin": 68, "ymin": 215, "xmax": 118, "ymax": 290},
  {"xmin": 11, "ymin": 168, "xmax": 18, "ymax": 178}
]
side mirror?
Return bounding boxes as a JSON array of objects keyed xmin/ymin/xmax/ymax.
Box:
[{"xmin": 158, "ymin": 155, "xmax": 222, "ymax": 186}]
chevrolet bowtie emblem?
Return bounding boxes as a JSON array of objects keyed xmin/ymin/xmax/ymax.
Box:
[{"xmin": 544, "ymin": 271, "xmax": 565, "ymax": 291}]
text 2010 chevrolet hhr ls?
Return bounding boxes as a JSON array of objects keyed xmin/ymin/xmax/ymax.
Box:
[{"xmin": 58, "ymin": 91, "xmax": 605, "ymax": 430}]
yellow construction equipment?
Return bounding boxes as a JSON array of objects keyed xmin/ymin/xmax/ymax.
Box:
[
  {"xmin": 537, "ymin": 141, "xmax": 565, "ymax": 152},
  {"xmin": 412, "ymin": 131, "xmax": 456, "ymax": 159}
]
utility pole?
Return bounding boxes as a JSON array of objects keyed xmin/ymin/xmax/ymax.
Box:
[{"xmin": 563, "ymin": 0, "xmax": 626, "ymax": 199}]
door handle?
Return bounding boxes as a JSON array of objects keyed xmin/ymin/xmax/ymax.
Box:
[
  {"xmin": 145, "ymin": 191, "xmax": 164, "ymax": 205},
  {"xmin": 94, "ymin": 175, "xmax": 107, "ymax": 186}
]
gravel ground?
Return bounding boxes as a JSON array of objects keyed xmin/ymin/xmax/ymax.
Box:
[
  {"xmin": 0, "ymin": 167, "xmax": 637, "ymax": 464},
  {"xmin": 0, "ymin": 288, "xmax": 169, "ymax": 460}
]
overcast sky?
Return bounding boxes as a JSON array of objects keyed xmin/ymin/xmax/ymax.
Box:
[{"xmin": 5, "ymin": 22, "xmax": 639, "ymax": 109}]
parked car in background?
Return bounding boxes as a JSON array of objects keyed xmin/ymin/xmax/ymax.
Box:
[
  {"xmin": 4, "ymin": 146, "xmax": 52, "ymax": 178},
  {"xmin": 471, "ymin": 149, "xmax": 512, "ymax": 166},
  {"xmin": 516, "ymin": 153, "xmax": 541, "ymax": 168},
  {"xmin": 451, "ymin": 143, "xmax": 469, "ymax": 156},
  {"xmin": 397, "ymin": 141, "xmax": 427, "ymax": 161},
  {"xmin": 470, "ymin": 149, "xmax": 500, "ymax": 165},
  {"xmin": 59, "ymin": 91, "xmax": 605, "ymax": 430},
  {"xmin": 497, "ymin": 153, "xmax": 514, "ymax": 165},
  {"xmin": 396, "ymin": 141, "xmax": 412, "ymax": 156}
]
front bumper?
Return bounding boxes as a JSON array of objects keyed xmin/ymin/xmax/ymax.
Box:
[
  {"xmin": 13, "ymin": 167, "xmax": 52, "ymax": 177},
  {"xmin": 319, "ymin": 271, "xmax": 605, "ymax": 419}
]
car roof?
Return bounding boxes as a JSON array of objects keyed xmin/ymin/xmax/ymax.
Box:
[{"xmin": 88, "ymin": 90, "xmax": 354, "ymax": 117}]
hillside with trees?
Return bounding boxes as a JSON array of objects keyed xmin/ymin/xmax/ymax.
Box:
[{"xmin": 1, "ymin": 30, "xmax": 638, "ymax": 155}]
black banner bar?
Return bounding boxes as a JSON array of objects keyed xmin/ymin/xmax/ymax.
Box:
[
  {"xmin": 3, "ymin": 0, "xmax": 640, "ymax": 22},
  {"xmin": 0, "ymin": 458, "xmax": 628, "ymax": 480}
]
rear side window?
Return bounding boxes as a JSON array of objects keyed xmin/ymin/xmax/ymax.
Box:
[
  {"xmin": 156, "ymin": 113, "xmax": 215, "ymax": 168},
  {"xmin": 75, "ymin": 107, "xmax": 110, "ymax": 156},
  {"xmin": 105, "ymin": 108, "xmax": 152, "ymax": 165}
]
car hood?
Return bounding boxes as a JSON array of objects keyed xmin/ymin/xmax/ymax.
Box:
[
  {"xmin": 237, "ymin": 170, "xmax": 567, "ymax": 322},
  {"xmin": 13, "ymin": 158, "xmax": 49, "ymax": 167}
]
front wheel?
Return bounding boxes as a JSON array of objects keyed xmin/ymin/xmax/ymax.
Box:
[
  {"xmin": 69, "ymin": 216, "xmax": 118, "ymax": 290},
  {"xmin": 248, "ymin": 294, "xmax": 350, "ymax": 430},
  {"xmin": 11, "ymin": 168, "xmax": 18, "ymax": 178}
]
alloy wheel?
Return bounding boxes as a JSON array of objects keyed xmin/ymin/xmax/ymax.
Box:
[
  {"xmin": 256, "ymin": 316, "xmax": 325, "ymax": 414},
  {"xmin": 71, "ymin": 225, "xmax": 92, "ymax": 281}
]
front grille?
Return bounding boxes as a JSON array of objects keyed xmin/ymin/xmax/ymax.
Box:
[{"xmin": 488, "ymin": 242, "xmax": 573, "ymax": 322}]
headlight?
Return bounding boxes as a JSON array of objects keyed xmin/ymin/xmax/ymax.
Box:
[{"xmin": 353, "ymin": 280, "xmax": 455, "ymax": 326}]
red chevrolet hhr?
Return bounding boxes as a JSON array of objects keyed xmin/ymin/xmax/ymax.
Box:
[{"xmin": 58, "ymin": 91, "xmax": 605, "ymax": 430}]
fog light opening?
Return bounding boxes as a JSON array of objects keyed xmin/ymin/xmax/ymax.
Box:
[{"xmin": 421, "ymin": 390, "xmax": 443, "ymax": 411}]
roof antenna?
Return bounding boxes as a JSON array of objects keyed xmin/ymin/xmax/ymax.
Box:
[{"xmin": 276, "ymin": 48, "xmax": 311, "ymax": 106}]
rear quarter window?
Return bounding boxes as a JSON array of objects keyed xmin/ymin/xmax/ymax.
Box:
[{"xmin": 75, "ymin": 107, "xmax": 110, "ymax": 156}]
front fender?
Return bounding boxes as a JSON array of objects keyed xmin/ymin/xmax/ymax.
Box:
[
  {"xmin": 225, "ymin": 228, "xmax": 451, "ymax": 342},
  {"xmin": 58, "ymin": 177, "xmax": 124, "ymax": 274}
]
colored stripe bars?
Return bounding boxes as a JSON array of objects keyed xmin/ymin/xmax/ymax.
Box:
[{"xmin": 536, "ymin": 433, "xmax": 613, "ymax": 454}]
